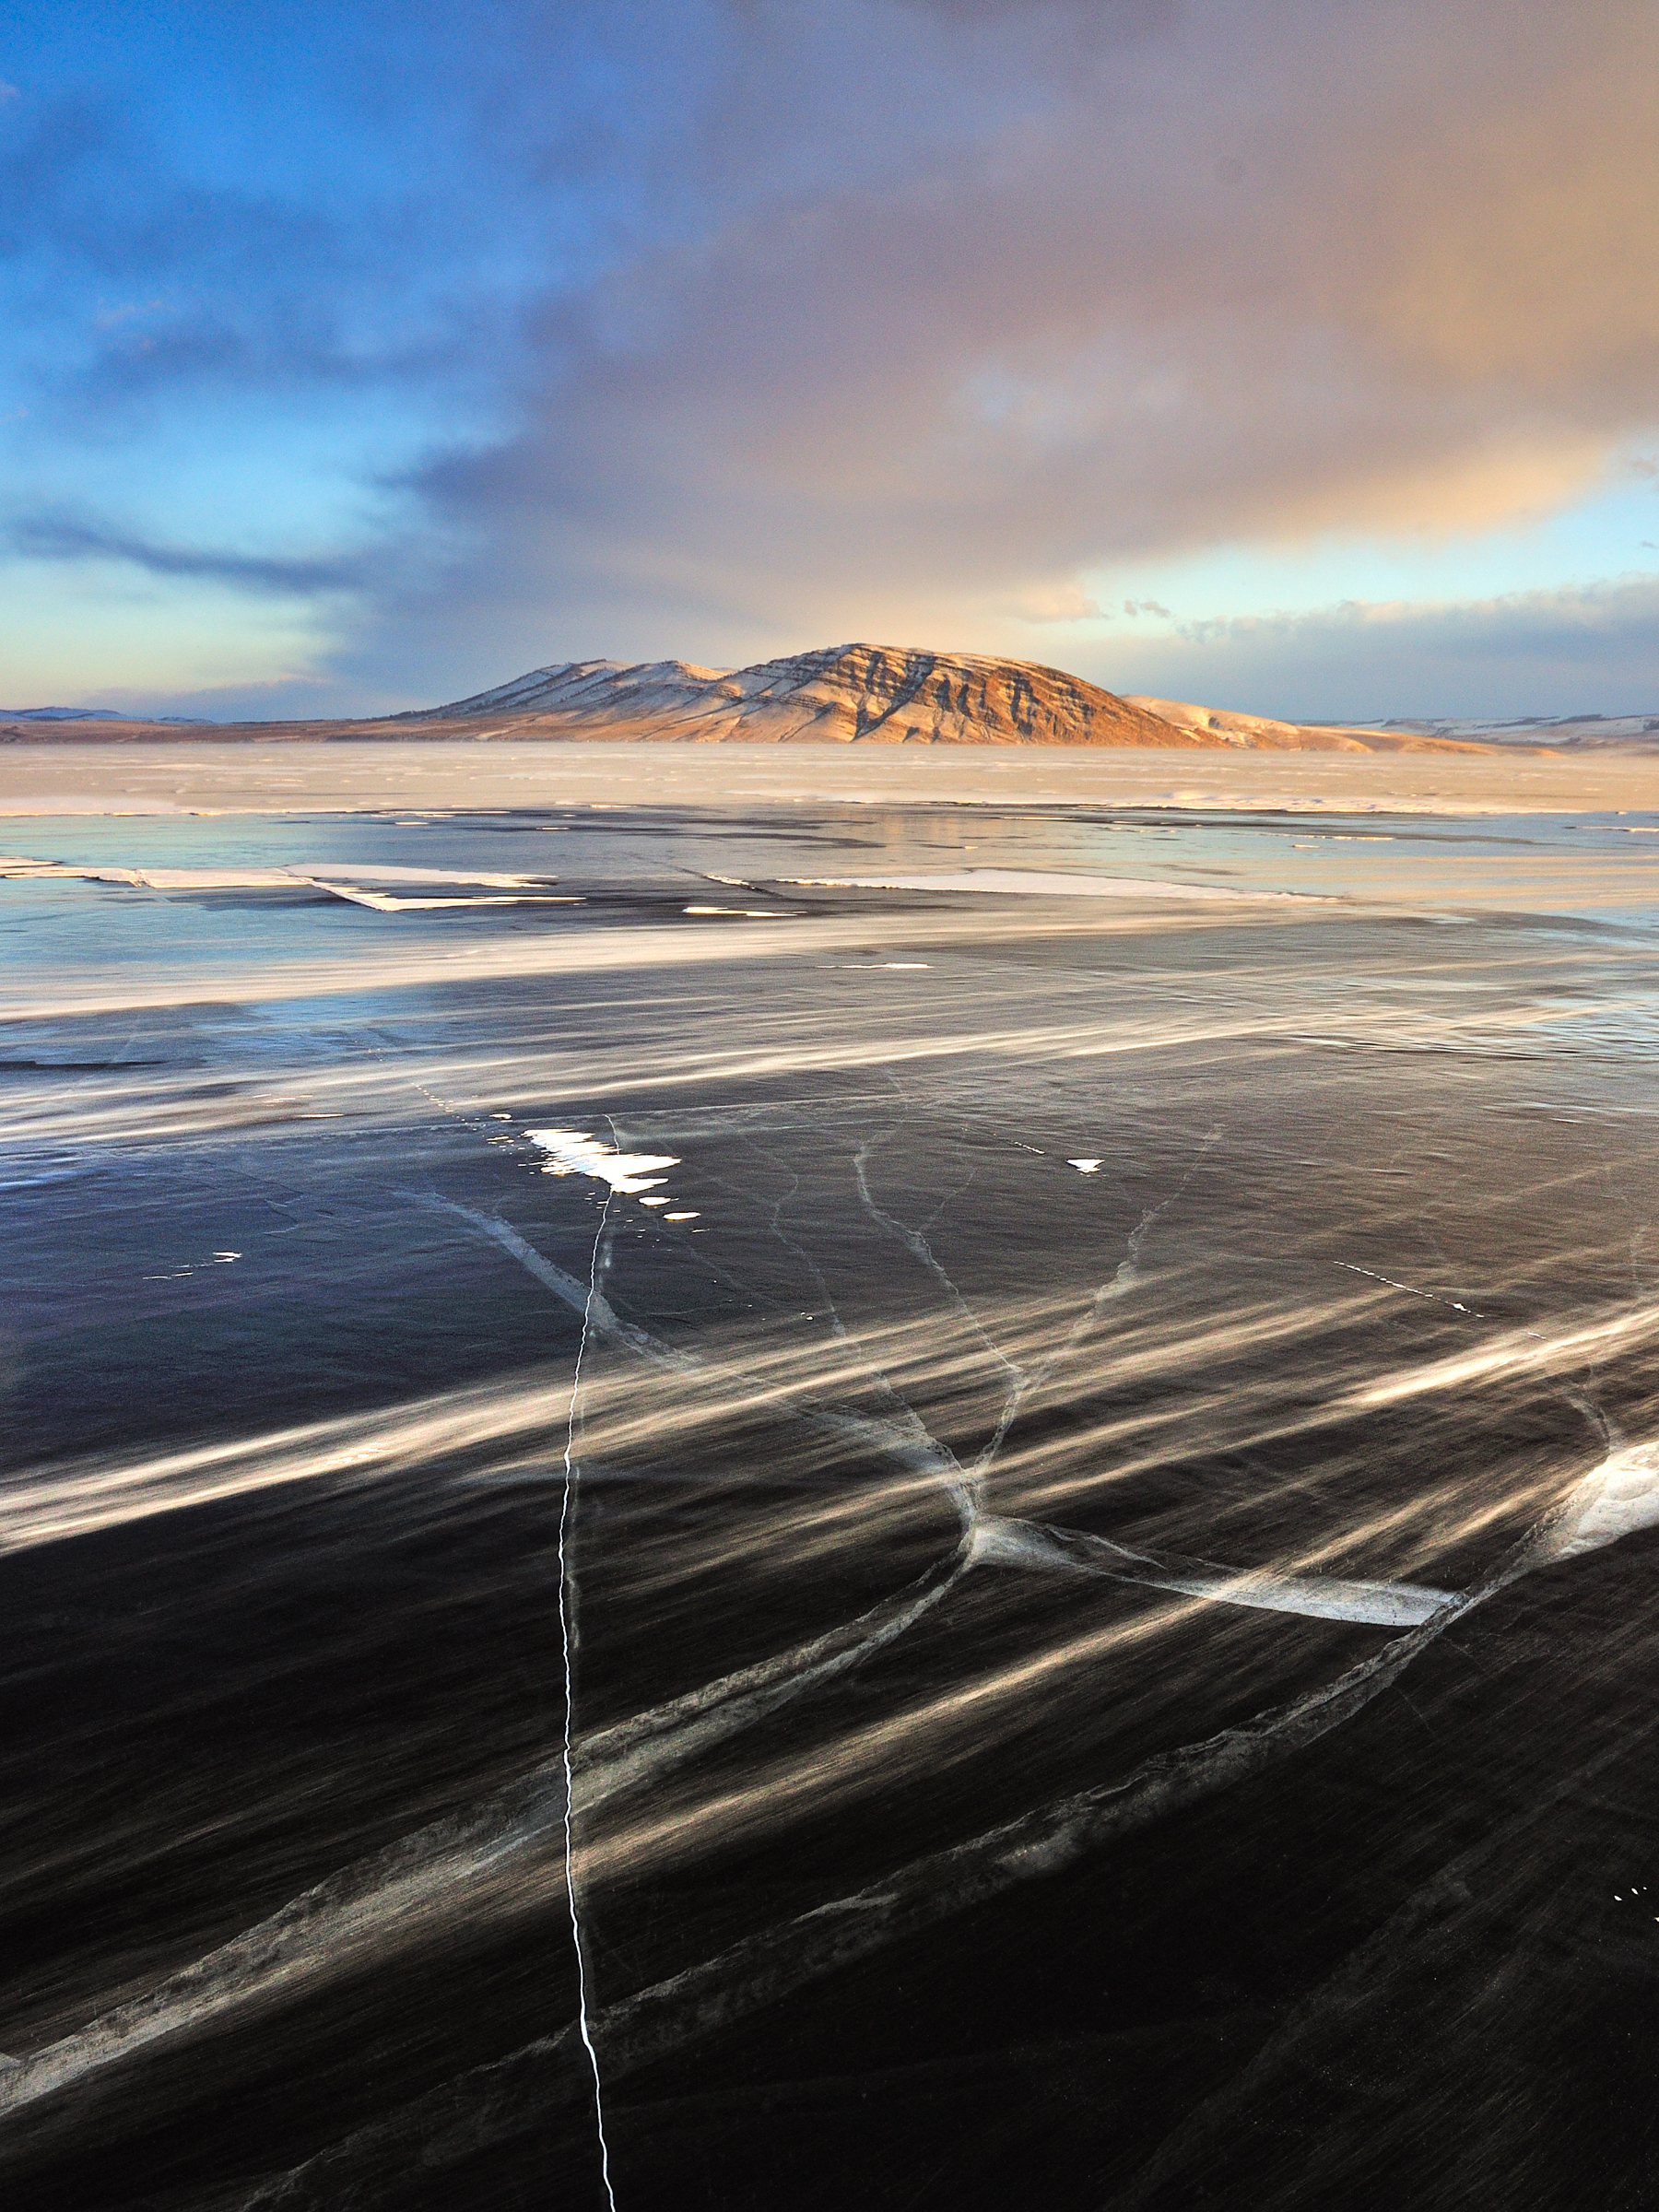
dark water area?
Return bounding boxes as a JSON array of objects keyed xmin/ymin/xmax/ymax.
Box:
[{"xmin": 6, "ymin": 792, "xmax": 1659, "ymax": 2207}]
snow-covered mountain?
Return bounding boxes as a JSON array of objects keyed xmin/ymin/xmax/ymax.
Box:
[
  {"xmin": 1122, "ymin": 697, "xmax": 1480, "ymax": 753},
  {"xmin": 0, "ymin": 705, "xmax": 130, "ymax": 721},
  {"xmin": 0, "ymin": 706, "xmax": 212, "ymax": 724},
  {"xmin": 1127, "ymin": 697, "xmax": 1659, "ymax": 752},
  {"xmin": 420, "ymin": 644, "xmax": 1512, "ymax": 749},
  {"xmin": 421, "ymin": 644, "xmax": 1186, "ymax": 747}
]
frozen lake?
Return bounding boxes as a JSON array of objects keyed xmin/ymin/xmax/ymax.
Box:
[{"xmin": 5, "ymin": 746, "xmax": 1659, "ymax": 2207}]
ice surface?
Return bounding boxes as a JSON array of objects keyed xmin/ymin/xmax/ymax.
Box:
[{"xmin": 7, "ymin": 772, "xmax": 1659, "ymax": 2207}]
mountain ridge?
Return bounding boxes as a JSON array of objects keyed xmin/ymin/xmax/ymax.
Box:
[
  {"xmin": 7, "ymin": 644, "xmax": 1613, "ymax": 751},
  {"xmin": 0, "ymin": 706, "xmax": 212, "ymax": 724},
  {"xmin": 416, "ymin": 642, "xmax": 1186, "ymax": 747},
  {"xmin": 413, "ymin": 643, "xmax": 1502, "ymax": 752}
]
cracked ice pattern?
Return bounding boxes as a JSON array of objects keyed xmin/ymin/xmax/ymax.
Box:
[{"xmin": 6, "ymin": 788, "xmax": 1659, "ymax": 2210}]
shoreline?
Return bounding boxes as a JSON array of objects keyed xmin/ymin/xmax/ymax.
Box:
[{"xmin": 2, "ymin": 738, "xmax": 1657, "ymax": 818}]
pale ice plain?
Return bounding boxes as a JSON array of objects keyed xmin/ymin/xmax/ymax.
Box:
[{"xmin": 6, "ymin": 746, "xmax": 1659, "ymax": 2207}]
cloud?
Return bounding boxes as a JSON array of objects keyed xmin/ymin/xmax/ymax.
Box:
[
  {"xmin": 73, "ymin": 672, "xmax": 371, "ymax": 723},
  {"xmin": 8, "ymin": 511, "xmax": 367, "ymax": 597},
  {"xmin": 8, "ymin": 1, "xmax": 1659, "ymax": 710},
  {"xmin": 92, "ymin": 295, "xmax": 166, "ymax": 330},
  {"xmin": 0, "ymin": 82, "xmax": 18, "ymax": 103},
  {"xmin": 316, "ymin": 0, "xmax": 1659, "ymax": 689},
  {"xmin": 996, "ymin": 582, "xmax": 1102, "ymax": 622},
  {"xmin": 0, "ymin": 78, "xmax": 520, "ymax": 434},
  {"xmin": 1094, "ymin": 576, "xmax": 1659, "ymax": 721}
]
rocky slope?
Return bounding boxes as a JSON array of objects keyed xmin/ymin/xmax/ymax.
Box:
[
  {"xmin": 423, "ymin": 644, "xmax": 1188, "ymax": 747},
  {"xmin": 6, "ymin": 646, "xmax": 1538, "ymax": 752},
  {"xmin": 1124, "ymin": 697, "xmax": 1494, "ymax": 754},
  {"xmin": 419, "ymin": 644, "xmax": 1508, "ymax": 750}
]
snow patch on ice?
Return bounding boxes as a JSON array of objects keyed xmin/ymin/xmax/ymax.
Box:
[
  {"xmin": 524, "ymin": 1128, "xmax": 679, "ymax": 1195},
  {"xmin": 1535, "ymin": 1441, "xmax": 1659, "ymax": 1563}
]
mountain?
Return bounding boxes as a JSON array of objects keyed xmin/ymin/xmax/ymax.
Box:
[
  {"xmin": 0, "ymin": 707, "xmax": 213, "ymax": 724},
  {"xmin": 1123, "ymin": 697, "xmax": 1498, "ymax": 754},
  {"xmin": 1, "ymin": 706, "xmax": 130, "ymax": 721},
  {"xmin": 420, "ymin": 644, "xmax": 1187, "ymax": 747},
  {"xmin": 418, "ymin": 644, "xmax": 1507, "ymax": 750},
  {"xmin": 8, "ymin": 648, "xmax": 1588, "ymax": 750},
  {"xmin": 1351, "ymin": 710, "xmax": 1659, "ymax": 749}
]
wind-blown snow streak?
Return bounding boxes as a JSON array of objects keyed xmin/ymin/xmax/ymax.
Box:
[
  {"xmin": 218, "ymin": 1425, "xmax": 1659, "ymax": 2205},
  {"xmin": 0, "ymin": 1764, "xmax": 571, "ymax": 2122},
  {"xmin": 1529, "ymin": 1437, "xmax": 1659, "ymax": 1560},
  {"xmin": 0, "ymin": 1288, "xmax": 972, "ymax": 2123},
  {"xmin": 566, "ymin": 1606, "xmax": 1467, "ymax": 2087},
  {"xmin": 419, "ymin": 1198, "xmax": 696, "ymax": 1371},
  {"xmin": 1101, "ymin": 1704, "xmax": 1659, "ymax": 2209},
  {"xmin": 552, "ymin": 1436, "xmax": 1654, "ymax": 2086},
  {"xmin": 12, "ymin": 1260, "xmax": 1659, "ymax": 1563},
  {"xmin": 970, "ymin": 1515, "xmax": 1454, "ymax": 1628},
  {"xmin": 0, "ymin": 908, "xmax": 1305, "ymax": 1030},
  {"xmin": 0, "ymin": 1378, "xmax": 581, "ymax": 1554},
  {"xmin": 6, "ymin": 1130, "xmax": 1653, "ymax": 2138},
  {"xmin": 0, "ymin": 1544, "xmax": 973, "ymax": 2125},
  {"xmin": 1, "ymin": 1367, "xmax": 1646, "ymax": 2124}
]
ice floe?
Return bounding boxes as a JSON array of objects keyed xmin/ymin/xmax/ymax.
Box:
[{"xmin": 0, "ymin": 854, "xmax": 576, "ymax": 909}]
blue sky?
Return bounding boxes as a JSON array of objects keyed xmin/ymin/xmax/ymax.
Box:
[{"xmin": 3, "ymin": 1, "xmax": 1657, "ymax": 721}]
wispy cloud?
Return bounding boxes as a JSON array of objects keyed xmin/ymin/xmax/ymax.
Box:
[
  {"xmin": 91, "ymin": 295, "xmax": 167, "ymax": 330},
  {"xmin": 9, "ymin": 511, "xmax": 367, "ymax": 597},
  {"xmin": 1103, "ymin": 577, "xmax": 1659, "ymax": 721}
]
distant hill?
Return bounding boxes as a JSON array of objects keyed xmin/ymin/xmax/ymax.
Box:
[
  {"xmin": 15, "ymin": 646, "xmax": 1639, "ymax": 749},
  {"xmin": 1355, "ymin": 710, "xmax": 1659, "ymax": 750},
  {"xmin": 2, "ymin": 706, "xmax": 130, "ymax": 722},
  {"xmin": 416, "ymin": 644, "xmax": 1500, "ymax": 751},
  {"xmin": 1124, "ymin": 697, "xmax": 1500, "ymax": 755},
  {"xmin": 0, "ymin": 706, "xmax": 212, "ymax": 724},
  {"xmin": 419, "ymin": 643, "xmax": 1183, "ymax": 747},
  {"xmin": 1129, "ymin": 698, "xmax": 1659, "ymax": 752}
]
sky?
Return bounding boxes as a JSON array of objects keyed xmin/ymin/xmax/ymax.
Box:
[{"xmin": 2, "ymin": 0, "xmax": 1657, "ymax": 723}]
